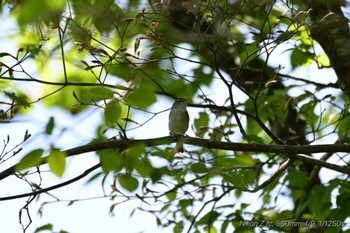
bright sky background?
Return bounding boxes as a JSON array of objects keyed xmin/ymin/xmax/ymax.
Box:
[
  {"xmin": 0, "ymin": 1, "xmax": 347, "ymax": 233},
  {"xmin": 0, "ymin": 2, "xmax": 163, "ymax": 232}
]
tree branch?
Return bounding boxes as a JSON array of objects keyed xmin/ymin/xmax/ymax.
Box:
[
  {"xmin": 1, "ymin": 136, "xmax": 350, "ymax": 181},
  {"xmin": 0, "ymin": 163, "xmax": 100, "ymax": 201}
]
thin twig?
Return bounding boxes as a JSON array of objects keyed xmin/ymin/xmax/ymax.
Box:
[{"xmin": 0, "ymin": 163, "xmax": 100, "ymax": 201}]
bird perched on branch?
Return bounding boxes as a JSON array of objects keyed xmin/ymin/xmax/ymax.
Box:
[{"xmin": 168, "ymin": 99, "xmax": 189, "ymax": 152}]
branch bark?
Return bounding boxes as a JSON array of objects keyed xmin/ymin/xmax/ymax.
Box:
[{"xmin": 1, "ymin": 136, "xmax": 350, "ymax": 181}]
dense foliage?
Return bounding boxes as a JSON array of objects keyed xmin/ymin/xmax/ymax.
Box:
[{"xmin": 1, "ymin": 0, "xmax": 350, "ymax": 232}]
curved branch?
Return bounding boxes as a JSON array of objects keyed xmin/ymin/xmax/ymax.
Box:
[{"xmin": 0, "ymin": 163, "xmax": 100, "ymax": 201}]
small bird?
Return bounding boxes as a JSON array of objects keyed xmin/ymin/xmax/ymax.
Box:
[{"xmin": 168, "ymin": 99, "xmax": 189, "ymax": 152}]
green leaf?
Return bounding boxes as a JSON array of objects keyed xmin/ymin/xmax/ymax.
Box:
[
  {"xmin": 290, "ymin": 48, "xmax": 313, "ymax": 68},
  {"xmin": 87, "ymin": 87, "xmax": 114, "ymax": 100},
  {"xmin": 122, "ymin": 144, "xmax": 145, "ymax": 172},
  {"xmin": 275, "ymin": 30, "xmax": 295, "ymax": 44},
  {"xmin": 44, "ymin": 88, "xmax": 76, "ymax": 113},
  {"xmin": 284, "ymin": 171, "xmax": 308, "ymax": 188},
  {"xmin": 151, "ymin": 148, "xmax": 175, "ymax": 162},
  {"xmin": 124, "ymin": 144, "xmax": 145, "ymax": 158},
  {"xmin": 221, "ymin": 220, "xmax": 229, "ymax": 233},
  {"xmin": 335, "ymin": 194, "xmax": 350, "ymax": 219},
  {"xmin": 99, "ymin": 149, "xmax": 121, "ymax": 174},
  {"xmin": 194, "ymin": 112, "xmax": 209, "ymax": 129},
  {"xmin": 246, "ymin": 117, "xmax": 263, "ymax": 136},
  {"xmin": 178, "ymin": 199, "xmax": 192, "ymax": 214},
  {"xmin": 197, "ymin": 210, "xmax": 220, "ymax": 226},
  {"xmin": 125, "ymin": 85, "xmax": 157, "ymax": 108},
  {"xmin": 194, "ymin": 112, "xmax": 209, "ymax": 137},
  {"xmin": 118, "ymin": 174, "xmax": 138, "ymax": 192},
  {"xmin": 193, "ymin": 65, "xmax": 214, "ymax": 86},
  {"xmin": 295, "ymin": 27, "xmax": 314, "ymax": 46},
  {"xmin": 14, "ymin": 0, "xmax": 66, "ymax": 26},
  {"xmin": 221, "ymin": 170, "xmax": 255, "ymax": 189},
  {"xmin": 149, "ymin": 166, "xmax": 168, "ymax": 183},
  {"xmin": 109, "ymin": 64, "xmax": 135, "ymax": 81},
  {"xmin": 204, "ymin": 226, "xmax": 217, "ymax": 233},
  {"xmin": 134, "ymin": 157, "xmax": 153, "ymax": 177},
  {"xmin": 4, "ymin": 91, "xmax": 30, "ymax": 108},
  {"xmin": 47, "ymin": 149, "xmax": 66, "ymax": 177},
  {"xmin": 104, "ymin": 100, "xmax": 122, "ymax": 126},
  {"xmin": 174, "ymin": 221, "xmax": 184, "ymax": 233},
  {"xmin": 166, "ymin": 191, "xmax": 177, "ymax": 202},
  {"xmin": 338, "ymin": 115, "xmax": 350, "ymax": 137},
  {"xmin": 316, "ymin": 52, "xmax": 330, "ymax": 67},
  {"xmin": 214, "ymin": 155, "xmax": 256, "ymax": 168},
  {"xmin": 45, "ymin": 116, "xmax": 55, "ymax": 135},
  {"xmin": 190, "ymin": 162, "xmax": 208, "ymax": 174},
  {"xmin": 308, "ymin": 185, "xmax": 333, "ymax": 218},
  {"xmin": 34, "ymin": 224, "xmax": 53, "ymax": 233},
  {"xmin": 239, "ymin": 44, "xmax": 260, "ymax": 65},
  {"xmin": 16, "ymin": 149, "xmax": 44, "ymax": 171},
  {"xmin": 246, "ymin": 134, "xmax": 265, "ymax": 144},
  {"xmin": 235, "ymin": 155, "xmax": 257, "ymax": 166},
  {"xmin": 166, "ymin": 79, "xmax": 196, "ymax": 99},
  {"xmin": 299, "ymin": 101, "xmax": 318, "ymax": 121},
  {"xmin": 58, "ymin": 230, "xmax": 69, "ymax": 233}
]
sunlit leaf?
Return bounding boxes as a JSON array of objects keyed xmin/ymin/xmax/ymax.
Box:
[
  {"xmin": 47, "ymin": 149, "xmax": 66, "ymax": 177},
  {"xmin": 87, "ymin": 87, "xmax": 114, "ymax": 100},
  {"xmin": 295, "ymin": 27, "xmax": 314, "ymax": 46},
  {"xmin": 14, "ymin": 0, "xmax": 65, "ymax": 26},
  {"xmin": 316, "ymin": 52, "xmax": 330, "ymax": 67},
  {"xmin": 125, "ymin": 84, "xmax": 157, "ymax": 108},
  {"xmin": 98, "ymin": 149, "xmax": 121, "ymax": 174},
  {"xmin": 16, "ymin": 149, "xmax": 44, "ymax": 171}
]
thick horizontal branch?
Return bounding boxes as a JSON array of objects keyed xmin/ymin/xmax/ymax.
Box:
[
  {"xmin": 67, "ymin": 136, "xmax": 350, "ymax": 154},
  {"xmin": 0, "ymin": 76, "xmax": 120, "ymax": 89},
  {"xmin": 1, "ymin": 136, "xmax": 350, "ymax": 181}
]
